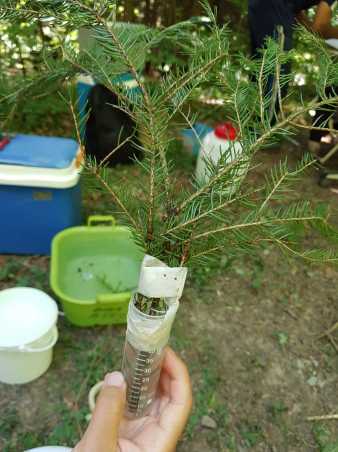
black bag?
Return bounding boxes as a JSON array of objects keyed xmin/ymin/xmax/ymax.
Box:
[{"xmin": 85, "ymin": 84, "xmax": 143, "ymax": 166}]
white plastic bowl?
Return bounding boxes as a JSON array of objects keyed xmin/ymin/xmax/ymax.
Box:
[{"xmin": 0, "ymin": 287, "xmax": 58, "ymax": 384}]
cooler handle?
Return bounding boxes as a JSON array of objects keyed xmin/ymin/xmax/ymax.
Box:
[{"xmin": 87, "ymin": 215, "xmax": 116, "ymax": 227}]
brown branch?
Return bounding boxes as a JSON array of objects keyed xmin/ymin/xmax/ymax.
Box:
[
  {"xmin": 177, "ymin": 157, "xmax": 249, "ymax": 215},
  {"xmin": 68, "ymin": 97, "xmax": 84, "ymax": 152},
  {"xmin": 307, "ymin": 414, "xmax": 338, "ymax": 421},
  {"xmin": 260, "ymin": 238, "xmax": 338, "ymax": 263},
  {"xmin": 99, "ymin": 134, "xmax": 133, "ymax": 168},
  {"xmin": 162, "ymin": 52, "xmax": 227, "ymax": 105},
  {"xmin": 72, "ymin": 1, "xmax": 168, "ymax": 238},
  {"xmin": 189, "ymin": 215, "xmax": 324, "ymax": 242},
  {"xmin": 166, "ymin": 189, "xmax": 262, "ymax": 236},
  {"xmin": 290, "ymin": 121, "xmax": 338, "ymax": 135},
  {"xmin": 69, "ymin": 96, "xmax": 139, "ymax": 231},
  {"xmin": 269, "ymin": 25, "xmax": 285, "ymax": 122},
  {"xmin": 88, "ymin": 166, "xmax": 140, "ymax": 231},
  {"xmin": 258, "ymin": 47, "xmax": 268, "ymax": 124},
  {"xmin": 175, "ymin": 99, "xmax": 338, "ymax": 216},
  {"xmin": 147, "ymin": 153, "xmax": 155, "ymax": 242},
  {"xmin": 190, "ymin": 246, "xmax": 223, "ymax": 261},
  {"xmin": 258, "ymin": 159, "xmax": 314, "ymax": 214}
]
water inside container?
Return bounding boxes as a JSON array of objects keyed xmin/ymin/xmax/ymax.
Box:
[{"xmin": 61, "ymin": 255, "xmax": 139, "ymax": 301}]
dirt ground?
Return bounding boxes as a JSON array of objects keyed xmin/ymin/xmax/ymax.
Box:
[{"xmin": 1, "ymin": 141, "xmax": 338, "ymax": 451}]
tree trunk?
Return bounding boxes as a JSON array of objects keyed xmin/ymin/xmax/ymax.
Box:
[
  {"xmin": 214, "ymin": 0, "xmax": 241, "ymax": 25},
  {"xmin": 144, "ymin": 0, "xmax": 151, "ymax": 26},
  {"xmin": 165, "ymin": 0, "xmax": 176, "ymax": 26},
  {"xmin": 124, "ymin": 0, "xmax": 134, "ymax": 22},
  {"xmin": 150, "ymin": 0, "xmax": 160, "ymax": 26},
  {"xmin": 180, "ymin": 0, "xmax": 202, "ymax": 20},
  {"xmin": 171, "ymin": 0, "xmax": 177, "ymax": 25}
]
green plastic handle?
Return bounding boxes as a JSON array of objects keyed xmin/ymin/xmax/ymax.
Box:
[
  {"xmin": 96, "ymin": 292, "xmax": 132, "ymax": 304},
  {"xmin": 87, "ymin": 215, "xmax": 116, "ymax": 227}
]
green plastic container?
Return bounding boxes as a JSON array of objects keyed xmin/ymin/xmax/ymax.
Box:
[{"xmin": 50, "ymin": 216, "xmax": 144, "ymax": 326}]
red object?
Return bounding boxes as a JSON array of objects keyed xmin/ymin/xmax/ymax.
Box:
[
  {"xmin": 0, "ymin": 137, "xmax": 10, "ymax": 150},
  {"xmin": 214, "ymin": 122, "xmax": 237, "ymax": 141}
]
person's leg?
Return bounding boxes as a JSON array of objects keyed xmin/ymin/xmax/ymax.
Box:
[{"xmin": 248, "ymin": 0, "xmax": 293, "ymax": 122}]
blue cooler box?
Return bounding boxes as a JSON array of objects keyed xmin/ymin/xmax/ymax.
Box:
[{"xmin": 0, "ymin": 134, "xmax": 82, "ymax": 255}]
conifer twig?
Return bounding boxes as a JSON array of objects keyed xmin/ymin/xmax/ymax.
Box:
[
  {"xmin": 189, "ymin": 215, "xmax": 324, "ymax": 242},
  {"xmin": 176, "ymin": 98, "xmax": 337, "ymax": 217},
  {"xmin": 260, "ymin": 238, "xmax": 338, "ymax": 263},
  {"xmin": 98, "ymin": 134, "xmax": 133, "ymax": 168},
  {"xmin": 88, "ymin": 166, "xmax": 140, "ymax": 232},
  {"xmin": 307, "ymin": 414, "xmax": 338, "ymax": 421},
  {"xmin": 258, "ymin": 158, "xmax": 314, "ymax": 214},
  {"xmin": 68, "ymin": 95, "xmax": 140, "ymax": 231},
  {"xmin": 290, "ymin": 122, "xmax": 338, "ymax": 134},
  {"xmin": 258, "ymin": 48, "xmax": 268, "ymax": 124},
  {"xmin": 165, "ymin": 189, "xmax": 262, "ymax": 236},
  {"xmin": 73, "ymin": 0, "xmax": 171, "ymax": 223},
  {"xmin": 269, "ymin": 25, "xmax": 285, "ymax": 122},
  {"xmin": 176, "ymin": 157, "xmax": 249, "ymax": 214}
]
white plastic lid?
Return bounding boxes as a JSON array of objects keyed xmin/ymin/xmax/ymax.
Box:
[
  {"xmin": 25, "ymin": 448, "xmax": 72, "ymax": 452},
  {"xmin": 0, "ymin": 155, "xmax": 82, "ymax": 189},
  {"xmin": 0, "ymin": 288, "xmax": 58, "ymax": 348}
]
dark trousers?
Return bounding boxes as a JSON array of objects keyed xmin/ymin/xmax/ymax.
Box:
[
  {"xmin": 249, "ymin": 0, "xmax": 337, "ymax": 133},
  {"xmin": 248, "ymin": 0, "xmax": 293, "ymax": 121}
]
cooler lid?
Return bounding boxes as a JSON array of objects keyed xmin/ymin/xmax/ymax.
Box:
[{"xmin": 0, "ymin": 134, "xmax": 79, "ymax": 169}]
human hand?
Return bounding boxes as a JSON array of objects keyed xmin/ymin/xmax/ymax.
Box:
[{"xmin": 74, "ymin": 347, "xmax": 192, "ymax": 452}]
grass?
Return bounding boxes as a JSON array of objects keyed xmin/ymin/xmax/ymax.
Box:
[{"xmin": 312, "ymin": 425, "xmax": 338, "ymax": 452}]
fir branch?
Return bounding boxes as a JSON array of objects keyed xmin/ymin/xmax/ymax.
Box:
[
  {"xmin": 258, "ymin": 48, "xmax": 268, "ymax": 124},
  {"xmin": 98, "ymin": 133, "xmax": 134, "ymax": 168},
  {"xmin": 73, "ymin": 0, "xmax": 171, "ymax": 231},
  {"xmin": 161, "ymin": 52, "xmax": 228, "ymax": 107},
  {"xmin": 78, "ymin": 48, "xmax": 136, "ymax": 108},
  {"xmin": 269, "ymin": 239, "xmax": 338, "ymax": 263},
  {"xmin": 190, "ymin": 246, "xmax": 224, "ymax": 261},
  {"xmin": 234, "ymin": 79, "xmax": 244, "ymax": 139},
  {"xmin": 66, "ymin": 90, "xmax": 139, "ymax": 231},
  {"xmin": 269, "ymin": 25, "xmax": 285, "ymax": 122},
  {"xmin": 179, "ymin": 109, "xmax": 204, "ymax": 150},
  {"xmin": 258, "ymin": 155, "xmax": 314, "ymax": 214},
  {"xmin": 68, "ymin": 95, "xmax": 84, "ymax": 150},
  {"xmin": 290, "ymin": 121, "xmax": 338, "ymax": 135},
  {"xmin": 251, "ymin": 95, "xmax": 338, "ymax": 152},
  {"xmin": 87, "ymin": 165, "xmax": 140, "ymax": 232},
  {"xmin": 165, "ymin": 189, "xmax": 262, "ymax": 236},
  {"xmin": 147, "ymin": 153, "xmax": 155, "ymax": 242},
  {"xmin": 189, "ymin": 214, "xmax": 325, "ymax": 243},
  {"xmin": 176, "ymin": 156, "xmax": 250, "ymax": 215}
]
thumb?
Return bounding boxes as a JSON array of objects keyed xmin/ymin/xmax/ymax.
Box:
[{"xmin": 78, "ymin": 372, "xmax": 126, "ymax": 452}]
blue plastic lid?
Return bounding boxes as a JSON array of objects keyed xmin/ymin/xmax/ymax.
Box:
[{"xmin": 0, "ymin": 134, "xmax": 79, "ymax": 169}]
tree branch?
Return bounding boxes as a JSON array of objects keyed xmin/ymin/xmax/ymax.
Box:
[{"xmin": 189, "ymin": 215, "xmax": 324, "ymax": 242}]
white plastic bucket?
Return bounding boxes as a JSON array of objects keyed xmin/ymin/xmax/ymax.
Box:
[{"xmin": 0, "ymin": 287, "xmax": 59, "ymax": 384}]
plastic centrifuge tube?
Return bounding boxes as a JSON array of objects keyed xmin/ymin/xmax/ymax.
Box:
[{"xmin": 122, "ymin": 295, "xmax": 177, "ymax": 418}]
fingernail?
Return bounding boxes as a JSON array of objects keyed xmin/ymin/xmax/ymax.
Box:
[{"xmin": 104, "ymin": 371, "xmax": 125, "ymax": 388}]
